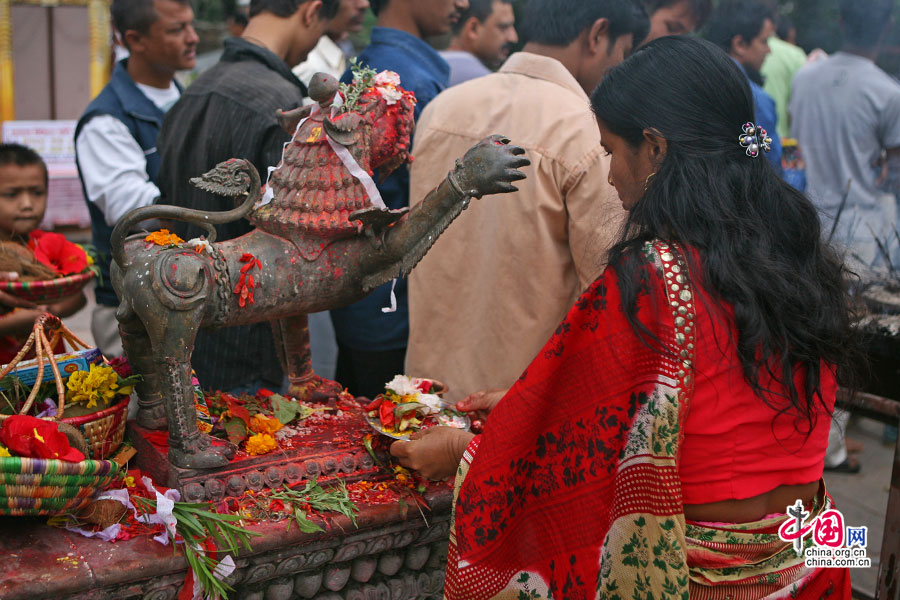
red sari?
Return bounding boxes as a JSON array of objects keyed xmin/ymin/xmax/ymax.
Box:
[{"xmin": 444, "ymin": 241, "xmax": 850, "ymax": 600}]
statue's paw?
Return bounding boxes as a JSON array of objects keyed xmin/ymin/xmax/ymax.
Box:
[
  {"xmin": 169, "ymin": 434, "xmax": 234, "ymax": 469},
  {"xmin": 289, "ymin": 374, "xmax": 345, "ymax": 402},
  {"xmin": 136, "ymin": 403, "xmax": 168, "ymax": 430},
  {"xmin": 455, "ymin": 135, "xmax": 530, "ymax": 198}
]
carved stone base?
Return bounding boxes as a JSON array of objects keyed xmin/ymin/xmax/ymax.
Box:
[
  {"xmin": 127, "ymin": 407, "xmax": 386, "ymax": 502},
  {"xmin": 0, "ymin": 485, "xmax": 454, "ymax": 600}
]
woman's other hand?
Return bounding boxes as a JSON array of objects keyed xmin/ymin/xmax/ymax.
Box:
[
  {"xmin": 456, "ymin": 388, "xmax": 507, "ymax": 423},
  {"xmin": 390, "ymin": 426, "xmax": 475, "ymax": 481}
]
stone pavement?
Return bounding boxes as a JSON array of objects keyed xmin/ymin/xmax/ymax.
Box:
[{"xmin": 826, "ymin": 416, "xmax": 894, "ymax": 598}]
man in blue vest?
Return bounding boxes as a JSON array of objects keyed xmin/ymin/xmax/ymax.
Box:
[{"xmin": 75, "ymin": 0, "xmax": 198, "ymax": 357}]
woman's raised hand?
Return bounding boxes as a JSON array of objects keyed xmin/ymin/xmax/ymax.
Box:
[{"xmin": 455, "ymin": 388, "xmax": 507, "ymax": 423}]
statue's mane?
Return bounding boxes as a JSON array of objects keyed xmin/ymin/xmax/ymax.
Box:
[{"xmin": 248, "ymin": 84, "xmax": 415, "ymax": 261}]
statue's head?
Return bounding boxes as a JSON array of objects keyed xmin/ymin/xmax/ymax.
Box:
[
  {"xmin": 253, "ymin": 69, "xmax": 418, "ymax": 245},
  {"xmin": 321, "ymin": 66, "xmax": 417, "ymax": 179}
]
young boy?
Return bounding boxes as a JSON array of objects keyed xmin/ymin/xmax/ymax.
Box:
[{"xmin": 0, "ymin": 144, "xmax": 86, "ymax": 363}]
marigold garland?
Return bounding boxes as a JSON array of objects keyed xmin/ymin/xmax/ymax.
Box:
[
  {"xmin": 249, "ymin": 414, "xmax": 282, "ymax": 435},
  {"xmin": 144, "ymin": 229, "xmax": 185, "ymax": 246}
]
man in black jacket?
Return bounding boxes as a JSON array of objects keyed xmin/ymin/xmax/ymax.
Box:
[{"xmin": 156, "ymin": 0, "xmax": 339, "ymax": 394}]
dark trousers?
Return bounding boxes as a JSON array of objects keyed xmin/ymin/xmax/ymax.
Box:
[{"xmin": 335, "ymin": 342, "xmax": 406, "ymax": 400}]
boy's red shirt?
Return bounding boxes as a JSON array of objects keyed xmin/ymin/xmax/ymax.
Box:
[{"xmin": 0, "ymin": 231, "xmax": 85, "ymax": 364}]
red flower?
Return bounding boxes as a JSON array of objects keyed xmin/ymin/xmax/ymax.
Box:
[
  {"xmin": 28, "ymin": 230, "xmax": 89, "ymax": 276},
  {"xmin": 256, "ymin": 388, "xmax": 274, "ymax": 399},
  {"xmin": 233, "ymin": 253, "xmax": 262, "ymax": 308},
  {"xmin": 364, "ymin": 396, "xmax": 383, "ymax": 411},
  {"xmin": 415, "ymin": 380, "xmax": 432, "ymax": 393},
  {"xmin": 108, "ymin": 356, "xmax": 132, "ymax": 378},
  {"xmin": 224, "ymin": 394, "xmax": 251, "ymax": 427},
  {"xmin": 378, "ymin": 401, "xmax": 395, "ymax": 429},
  {"xmin": 0, "ymin": 415, "xmax": 85, "ymax": 462}
]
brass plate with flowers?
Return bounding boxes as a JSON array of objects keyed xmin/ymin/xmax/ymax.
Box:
[{"xmin": 363, "ymin": 375, "xmax": 470, "ymax": 440}]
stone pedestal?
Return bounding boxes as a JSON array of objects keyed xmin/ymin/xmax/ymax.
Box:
[
  {"xmin": 0, "ymin": 484, "xmax": 453, "ymax": 600},
  {"xmin": 127, "ymin": 404, "xmax": 387, "ymax": 503}
]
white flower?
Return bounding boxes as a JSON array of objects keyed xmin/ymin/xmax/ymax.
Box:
[
  {"xmin": 385, "ymin": 374, "xmax": 420, "ymax": 396},
  {"xmin": 417, "ymin": 393, "xmax": 443, "ymax": 414},
  {"xmin": 375, "ymin": 70, "xmax": 401, "ymax": 87},
  {"xmin": 378, "ymin": 85, "xmax": 403, "ymax": 105},
  {"xmin": 187, "ymin": 238, "xmax": 211, "ymax": 253}
]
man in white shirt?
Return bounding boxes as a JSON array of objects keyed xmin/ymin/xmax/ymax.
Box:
[
  {"xmin": 75, "ymin": 0, "xmax": 197, "ymax": 357},
  {"xmin": 293, "ymin": 0, "xmax": 370, "ymax": 85},
  {"xmin": 441, "ymin": 0, "xmax": 517, "ymax": 87}
]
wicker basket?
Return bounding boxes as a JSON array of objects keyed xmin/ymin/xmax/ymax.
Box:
[
  {"xmin": 60, "ymin": 396, "xmax": 129, "ymax": 460},
  {"xmin": 0, "ymin": 271, "xmax": 94, "ymax": 304},
  {"xmin": 0, "ymin": 455, "xmax": 120, "ymax": 516}
]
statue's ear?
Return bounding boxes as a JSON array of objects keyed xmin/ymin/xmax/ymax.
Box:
[
  {"xmin": 275, "ymin": 105, "xmax": 313, "ymax": 135},
  {"xmin": 324, "ymin": 113, "xmax": 362, "ymax": 146}
]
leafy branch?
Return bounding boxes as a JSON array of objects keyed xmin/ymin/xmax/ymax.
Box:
[
  {"xmin": 132, "ymin": 496, "xmax": 260, "ymax": 600},
  {"xmin": 268, "ymin": 476, "xmax": 359, "ymax": 533},
  {"xmin": 337, "ymin": 58, "xmax": 378, "ymax": 114}
]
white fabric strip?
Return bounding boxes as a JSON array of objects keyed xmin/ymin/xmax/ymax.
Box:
[
  {"xmin": 381, "ymin": 277, "xmax": 398, "ymax": 314},
  {"xmin": 325, "ymin": 135, "xmax": 386, "ymax": 209},
  {"xmin": 258, "ymin": 106, "xmax": 318, "ymax": 207}
]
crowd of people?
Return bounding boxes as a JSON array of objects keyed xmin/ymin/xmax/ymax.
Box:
[{"xmin": 2, "ymin": 0, "xmax": 899, "ymax": 596}]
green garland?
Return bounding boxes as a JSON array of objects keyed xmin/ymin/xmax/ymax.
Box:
[{"xmin": 338, "ymin": 58, "xmax": 378, "ymax": 115}]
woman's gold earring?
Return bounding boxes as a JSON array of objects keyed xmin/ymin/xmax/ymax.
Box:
[
  {"xmin": 644, "ymin": 172, "xmax": 656, "ymax": 191},
  {"xmin": 607, "ymin": 174, "xmax": 615, "ymax": 187}
]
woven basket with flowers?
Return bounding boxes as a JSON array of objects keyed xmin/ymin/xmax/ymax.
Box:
[
  {"xmin": 0, "ymin": 314, "xmax": 128, "ymax": 516},
  {"xmin": 0, "ymin": 231, "xmax": 98, "ymax": 303}
]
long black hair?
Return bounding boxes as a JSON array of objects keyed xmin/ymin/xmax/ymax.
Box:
[{"xmin": 591, "ymin": 36, "xmax": 857, "ymax": 424}]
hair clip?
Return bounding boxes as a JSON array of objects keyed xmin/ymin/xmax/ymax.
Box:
[{"xmin": 738, "ymin": 122, "xmax": 772, "ymax": 158}]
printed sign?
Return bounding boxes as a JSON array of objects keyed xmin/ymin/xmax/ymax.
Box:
[{"xmin": 778, "ymin": 500, "xmax": 871, "ymax": 569}]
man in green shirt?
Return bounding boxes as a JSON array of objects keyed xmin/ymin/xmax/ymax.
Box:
[{"xmin": 761, "ymin": 16, "xmax": 806, "ymax": 140}]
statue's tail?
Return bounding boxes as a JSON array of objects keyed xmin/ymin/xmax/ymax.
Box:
[{"xmin": 111, "ymin": 158, "xmax": 261, "ymax": 271}]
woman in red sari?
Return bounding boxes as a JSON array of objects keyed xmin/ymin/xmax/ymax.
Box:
[{"xmin": 391, "ymin": 36, "xmax": 858, "ymax": 599}]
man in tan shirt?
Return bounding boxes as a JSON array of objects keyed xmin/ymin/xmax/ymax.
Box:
[{"xmin": 406, "ymin": 0, "xmax": 649, "ymax": 402}]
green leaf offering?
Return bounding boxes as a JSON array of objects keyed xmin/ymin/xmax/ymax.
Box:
[
  {"xmin": 270, "ymin": 394, "xmax": 315, "ymax": 426},
  {"xmin": 223, "ymin": 417, "xmax": 248, "ymax": 445}
]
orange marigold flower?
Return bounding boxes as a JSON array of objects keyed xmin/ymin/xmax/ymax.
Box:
[
  {"xmin": 249, "ymin": 414, "xmax": 283, "ymax": 435},
  {"xmin": 245, "ymin": 433, "xmax": 277, "ymax": 455},
  {"xmin": 145, "ymin": 229, "xmax": 185, "ymax": 246}
]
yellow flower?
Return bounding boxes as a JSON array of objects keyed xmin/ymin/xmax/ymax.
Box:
[
  {"xmin": 249, "ymin": 414, "xmax": 283, "ymax": 435},
  {"xmin": 0, "ymin": 445, "xmax": 11, "ymax": 457},
  {"xmin": 245, "ymin": 433, "xmax": 277, "ymax": 455},
  {"xmin": 77, "ymin": 245, "xmax": 94, "ymax": 266},
  {"xmin": 124, "ymin": 475, "xmax": 135, "ymax": 488},
  {"xmin": 144, "ymin": 229, "xmax": 185, "ymax": 246},
  {"xmin": 66, "ymin": 364, "xmax": 120, "ymax": 408}
]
